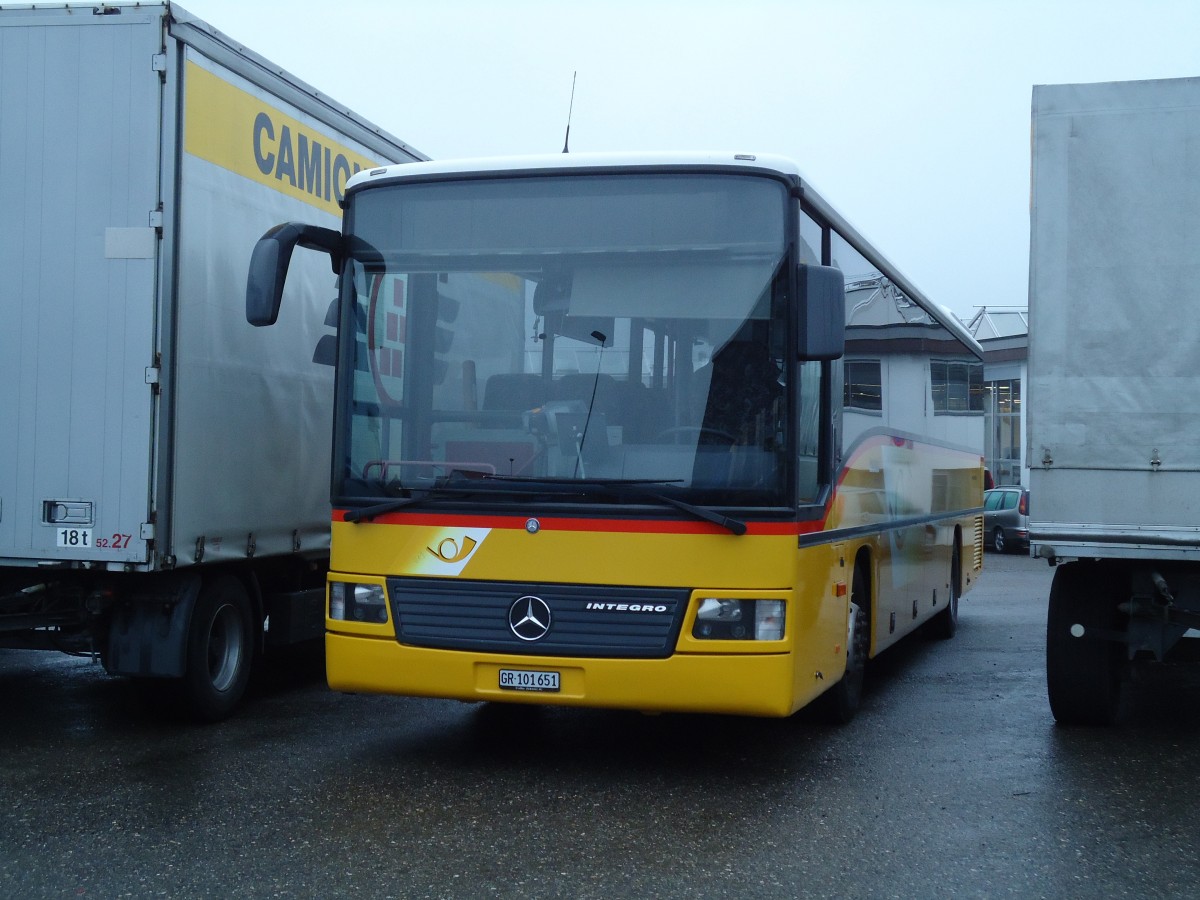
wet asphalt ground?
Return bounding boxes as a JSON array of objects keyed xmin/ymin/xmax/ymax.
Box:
[{"xmin": 2, "ymin": 551, "xmax": 1199, "ymax": 899}]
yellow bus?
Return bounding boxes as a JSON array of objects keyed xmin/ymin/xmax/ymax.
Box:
[{"xmin": 248, "ymin": 153, "xmax": 985, "ymax": 721}]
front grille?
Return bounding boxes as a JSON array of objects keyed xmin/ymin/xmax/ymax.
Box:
[{"xmin": 388, "ymin": 578, "xmax": 688, "ymax": 658}]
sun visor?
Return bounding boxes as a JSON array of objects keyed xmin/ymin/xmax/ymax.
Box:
[{"xmin": 567, "ymin": 259, "xmax": 777, "ymax": 321}]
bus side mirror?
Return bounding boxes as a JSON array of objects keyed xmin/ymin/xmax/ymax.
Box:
[
  {"xmin": 246, "ymin": 222, "xmax": 342, "ymax": 326},
  {"xmin": 797, "ymin": 264, "xmax": 845, "ymax": 360}
]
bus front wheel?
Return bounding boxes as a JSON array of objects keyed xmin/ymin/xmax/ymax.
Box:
[{"xmin": 819, "ymin": 562, "xmax": 870, "ymax": 724}]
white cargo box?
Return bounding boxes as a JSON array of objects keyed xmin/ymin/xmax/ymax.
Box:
[
  {"xmin": 1028, "ymin": 77, "xmax": 1200, "ymax": 559},
  {"xmin": 0, "ymin": 3, "xmax": 425, "ymax": 572}
]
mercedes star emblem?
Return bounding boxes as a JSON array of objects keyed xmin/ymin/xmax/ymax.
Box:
[{"xmin": 509, "ymin": 595, "xmax": 552, "ymax": 641}]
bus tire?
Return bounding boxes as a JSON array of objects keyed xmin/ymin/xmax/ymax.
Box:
[
  {"xmin": 930, "ymin": 543, "xmax": 961, "ymax": 640},
  {"xmin": 1046, "ymin": 561, "xmax": 1124, "ymax": 726},
  {"xmin": 181, "ymin": 574, "xmax": 255, "ymax": 722},
  {"xmin": 819, "ymin": 562, "xmax": 870, "ymax": 724}
]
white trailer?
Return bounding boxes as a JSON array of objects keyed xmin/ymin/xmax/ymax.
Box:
[
  {"xmin": 0, "ymin": 2, "xmax": 425, "ymax": 719},
  {"xmin": 1029, "ymin": 76, "xmax": 1200, "ymax": 724}
]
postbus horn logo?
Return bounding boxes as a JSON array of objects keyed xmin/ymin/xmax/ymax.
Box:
[{"xmin": 427, "ymin": 536, "xmax": 478, "ymax": 564}]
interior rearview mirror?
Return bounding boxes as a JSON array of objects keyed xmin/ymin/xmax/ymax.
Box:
[{"xmin": 532, "ymin": 272, "xmax": 572, "ymax": 316}]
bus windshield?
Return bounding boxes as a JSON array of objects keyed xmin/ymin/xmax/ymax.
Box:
[{"xmin": 336, "ymin": 172, "xmax": 807, "ymax": 510}]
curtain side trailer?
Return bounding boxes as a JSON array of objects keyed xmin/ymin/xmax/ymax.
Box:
[
  {"xmin": 1029, "ymin": 77, "xmax": 1200, "ymax": 724},
  {"xmin": 0, "ymin": 2, "xmax": 425, "ymax": 719}
]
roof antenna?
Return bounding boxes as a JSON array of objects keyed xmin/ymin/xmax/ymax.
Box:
[{"xmin": 562, "ymin": 71, "xmax": 577, "ymax": 153}]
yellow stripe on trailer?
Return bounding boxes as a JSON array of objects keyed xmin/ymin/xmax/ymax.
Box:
[{"xmin": 183, "ymin": 61, "xmax": 378, "ymax": 216}]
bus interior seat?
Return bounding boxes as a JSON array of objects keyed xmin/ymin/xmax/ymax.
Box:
[
  {"xmin": 482, "ymin": 373, "xmax": 545, "ymax": 413},
  {"xmin": 556, "ymin": 374, "xmax": 655, "ymax": 442}
]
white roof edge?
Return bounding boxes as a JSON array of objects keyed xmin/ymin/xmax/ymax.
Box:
[
  {"xmin": 800, "ymin": 183, "xmax": 982, "ymax": 358},
  {"xmin": 347, "ymin": 151, "xmax": 804, "ymax": 189}
]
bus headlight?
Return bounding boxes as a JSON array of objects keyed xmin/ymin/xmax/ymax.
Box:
[
  {"xmin": 693, "ymin": 598, "xmax": 785, "ymax": 641},
  {"xmin": 329, "ymin": 582, "xmax": 389, "ymax": 624}
]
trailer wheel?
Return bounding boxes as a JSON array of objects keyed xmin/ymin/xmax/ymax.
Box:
[
  {"xmin": 930, "ymin": 543, "xmax": 961, "ymax": 640},
  {"xmin": 182, "ymin": 575, "xmax": 255, "ymax": 722},
  {"xmin": 1046, "ymin": 562, "xmax": 1124, "ymax": 725},
  {"xmin": 819, "ymin": 562, "xmax": 870, "ymax": 724}
]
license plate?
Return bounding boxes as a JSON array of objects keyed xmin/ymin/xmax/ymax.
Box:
[{"xmin": 499, "ymin": 668, "xmax": 560, "ymax": 692}]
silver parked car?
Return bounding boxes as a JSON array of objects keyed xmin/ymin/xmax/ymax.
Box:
[{"xmin": 983, "ymin": 487, "xmax": 1029, "ymax": 553}]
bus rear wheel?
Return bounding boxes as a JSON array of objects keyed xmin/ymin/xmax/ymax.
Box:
[{"xmin": 930, "ymin": 543, "xmax": 961, "ymax": 640}]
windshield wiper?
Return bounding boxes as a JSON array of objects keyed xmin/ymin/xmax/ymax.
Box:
[
  {"xmin": 607, "ymin": 484, "xmax": 747, "ymax": 536},
  {"xmin": 343, "ymin": 475, "xmax": 610, "ymax": 523},
  {"xmin": 343, "ymin": 490, "xmax": 458, "ymax": 523},
  {"xmin": 346, "ymin": 476, "xmax": 746, "ymax": 535},
  {"xmin": 484, "ymin": 476, "xmax": 747, "ymax": 535}
]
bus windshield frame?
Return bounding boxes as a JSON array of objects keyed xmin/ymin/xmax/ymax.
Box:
[{"xmin": 332, "ymin": 171, "xmax": 822, "ymax": 514}]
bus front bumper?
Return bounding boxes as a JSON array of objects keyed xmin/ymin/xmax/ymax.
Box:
[{"xmin": 326, "ymin": 632, "xmax": 810, "ymax": 718}]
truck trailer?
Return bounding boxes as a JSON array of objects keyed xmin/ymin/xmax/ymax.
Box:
[
  {"xmin": 1029, "ymin": 77, "xmax": 1200, "ymax": 724},
  {"xmin": 0, "ymin": 2, "xmax": 425, "ymax": 719}
]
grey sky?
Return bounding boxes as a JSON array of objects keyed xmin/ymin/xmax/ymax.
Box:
[{"xmin": 181, "ymin": 0, "xmax": 1200, "ymax": 319}]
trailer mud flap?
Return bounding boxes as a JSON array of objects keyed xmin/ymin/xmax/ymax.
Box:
[{"xmin": 105, "ymin": 574, "xmax": 202, "ymax": 678}]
